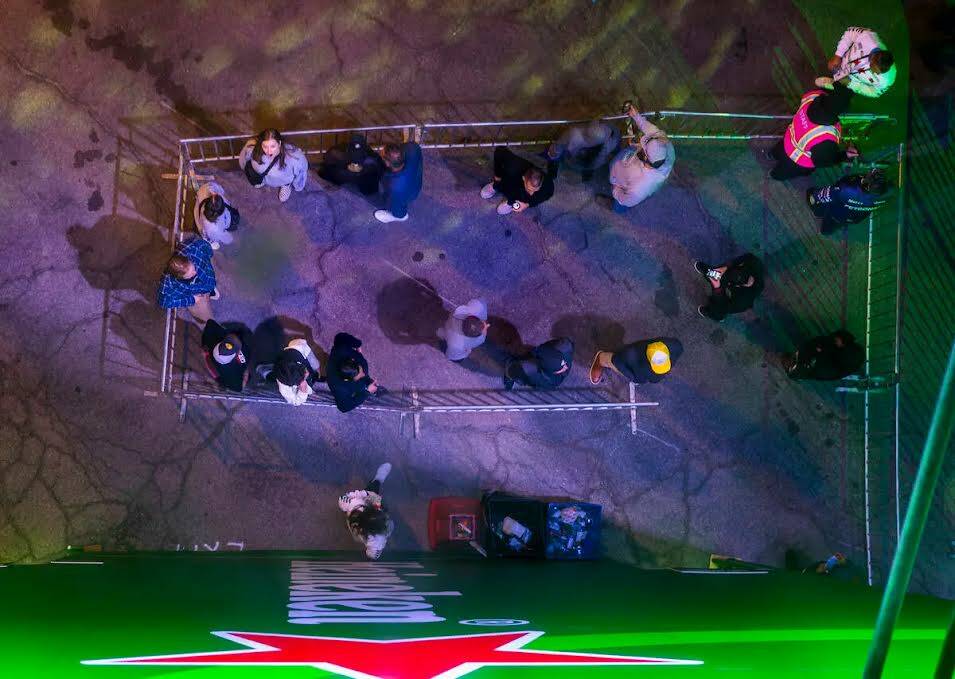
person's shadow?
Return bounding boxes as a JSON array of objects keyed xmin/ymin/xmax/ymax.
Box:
[
  {"xmin": 376, "ymin": 277, "xmax": 448, "ymax": 348},
  {"xmin": 550, "ymin": 315, "xmax": 626, "ymax": 364}
]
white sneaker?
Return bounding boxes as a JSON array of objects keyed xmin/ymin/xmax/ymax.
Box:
[
  {"xmin": 374, "ymin": 462, "xmax": 392, "ymax": 483},
  {"xmin": 210, "ymin": 287, "xmax": 221, "ymax": 300},
  {"xmin": 814, "ymin": 76, "xmax": 834, "ymax": 90},
  {"xmin": 278, "ymin": 185, "xmax": 292, "ymax": 202},
  {"xmin": 496, "ymin": 200, "xmax": 514, "ymax": 215},
  {"xmin": 480, "ymin": 182, "xmax": 497, "ymax": 199},
  {"xmin": 375, "ymin": 209, "xmax": 409, "ymax": 223},
  {"xmin": 210, "ymin": 240, "xmax": 221, "ymax": 250}
]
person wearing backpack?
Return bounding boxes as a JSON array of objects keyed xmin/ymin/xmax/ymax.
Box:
[
  {"xmin": 193, "ymin": 181, "xmax": 240, "ymax": 249},
  {"xmin": 238, "ymin": 128, "xmax": 309, "ymax": 203}
]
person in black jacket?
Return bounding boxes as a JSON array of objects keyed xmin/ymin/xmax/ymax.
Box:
[
  {"xmin": 808, "ymin": 167, "xmax": 889, "ymax": 234},
  {"xmin": 480, "ymin": 147, "xmax": 556, "ymax": 215},
  {"xmin": 318, "ymin": 133, "xmax": 385, "ymax": 195},
  {"xmin": 503, "ymin": 337, "xmax": 574, "ymax": 390},
  {"xmin": 589, "ymin": 338, "xmax": 683, "ymax": 385},
  {"xmin": 694, "ymin": 254, "xmax": 764, "ymax": 321},
  {"xmin": 326, "ymin": 333, "xmax": 385, "ymax": 412},
  {"xmin": 200, "ymin": 320, "xmax": 249, "ymax": 392},
  {"xmin": 784, "ymin": 330, "xmax": 864, "ymax": 380}
]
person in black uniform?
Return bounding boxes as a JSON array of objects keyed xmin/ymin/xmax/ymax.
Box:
[
  {"xmin": 589, "ymin": 338, "xmax": 683, "ymax": 385},
  {"xmin": 200, "ymin": 320, "xmax": 249, "ymax": 392},
  {"xmin": 784, "ymin": 330, "xmax": 864, "ymax": 380},
  {"xmin": 326, "ymin": 332, "xmax": 385, "ymax": 413},
  {"xmin": 808, "ymin": 167, "xmax": 889, "ymax": 234},
  {"xmin": 693, "ymin": 254, "xmax": 764, "ymax": 321},
  {"xmin": 503, "ymin": 337, "xmax": 574, "ymax": 390},
  {"xmin": 480, "ymin": 147, "xmax": 557, "ymax": 215},
  {"xmin": 318, "ymin": 133, "xmax": 385, "ymax": 195}
]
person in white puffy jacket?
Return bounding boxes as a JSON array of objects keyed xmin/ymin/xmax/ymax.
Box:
[
  {"xmin": 338, "ymin": 463, "xmax": 394, "ymax": 560},
  {"xmin": 816, "ymin": 27, "xmax": 897, "ymax": 98},
  {"xmin": 604, "ymin": 103, "xmax": 675, "ymax": 212}
]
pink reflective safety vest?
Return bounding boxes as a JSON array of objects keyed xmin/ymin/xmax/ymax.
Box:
[{"xmin": 783, "ymin": 90, "xmax": 842, "ymax": 168}]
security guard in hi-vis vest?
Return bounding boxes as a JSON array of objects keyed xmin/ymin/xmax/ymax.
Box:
[{"xmin": 769, "ymin": 84, "xmax": 859, "ymax": 180}]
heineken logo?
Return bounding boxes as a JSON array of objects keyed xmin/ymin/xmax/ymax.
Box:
[{"xmin": 83, "ymin": 630, "xmax": 702, "ymax": 678}]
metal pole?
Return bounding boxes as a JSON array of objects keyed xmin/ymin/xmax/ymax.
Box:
[
  {"xmin": 863, "ymin": 209, "xmax": 876, "ymax": 586},
  {"xmin": 863, "ymin": 339, "xmax": 955, "ymax": 678},
  {"xmin": 893, "ymin": 141, "xmax": 906, "ymax": 546}
]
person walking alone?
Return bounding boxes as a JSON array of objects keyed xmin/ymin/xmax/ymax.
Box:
[{"xmin": 338, "ymin": 463, "xmax": 395, "ymax": 560}]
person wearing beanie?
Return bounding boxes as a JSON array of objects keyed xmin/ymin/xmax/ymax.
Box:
[
  {"xmin": 261, "ymin": 338, "xmax": 322, "ymax": 406},
  {"xmin": 338, "ymin": 463, "xmax": 395, "ymax": 560},
  {"xmin": 769, "ymin": 84, "xmax": 859, "ymax": 180},
  {"xmin": 436, "ymin": 299, "xmax": 490, "ymax": 362},
  {"xmin": 602, "ymin": 102, "xmax": 675, "ymax": 212},
  {"xmin": 694, "ymin": 254, "xmax": 765, "ymax": 321},
  {"xmin": 589, "ymin": 338, "xmax": 683, "ymax": 385},
  {"xmin": 807, "ymin": 167, "xmax": 890, "ymax": 234},
  {"xmin": 817, "ymin": 27, "xmax": 897, "ymax": 99},
  {"xmin": 326, "ymin": 332, "xmax": 386, "ymax": 413},
  {"xmin": 318, "ymin": 133, "xmax": 385, "ymax": 195},
  {"xmin": 503, "ymin": 337, "xmax": 574, "ymax": 390},
  {"xmin": 200, "ymin": 320, "xmax": 249, "ymax": 392}
]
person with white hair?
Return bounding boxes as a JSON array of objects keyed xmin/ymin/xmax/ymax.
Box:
[{"xmin": 603, "ymin": 103, "xmax": 675, "ymax": 212}]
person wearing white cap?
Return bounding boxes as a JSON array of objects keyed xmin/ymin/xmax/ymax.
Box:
[
  {"xmin": 200, "ymin": 320, "xmax": 249, "ymax": 392},
  {"xmin": 603, "ymin": 103, "xmax": 675, "ymax": 212},
  {"xmin": 589, "ymin": 338, "xmax": 682, "ymax": 385},
  {"xmin": 436, "ymin": 298, "xmax": 490, "ymax": 362}
]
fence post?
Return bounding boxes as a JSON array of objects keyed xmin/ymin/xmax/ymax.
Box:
[{"xmin": 862, "ymin": 340, "xmax": 955, "ymax": 678}]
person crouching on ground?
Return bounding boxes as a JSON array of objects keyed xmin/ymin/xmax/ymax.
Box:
[
  {"xmin": 603, "ymin": 103, "xmax": 675, "ymax": 212},
  {"xmin": 503, "ymin": 337, "xmax": 574, "ymax": 390},
  {"xmin": 375, "ymin": 141, "xmax": 423, "ymax": 223},
  {"xmin": 808, "ymin": 167, "xmax": 889, "ymax": 235},
  {"xmin": 546, "ymin": 119, "xmax": 620, "ymax": 181},
  {"xmin": 784, "ymin": 330, "xmax": 864, "ymax": 381},
  {"xmin": 694, "ymin": 254, "xmax": 764, "ymax": 322},
  {"xmin": 262, "ymin": 338, "xmax": 322, "ymax": 406},
  {"xmin": 319, "ymin": 133, "xmax": 384, "ymax": 196},
  {"xmin": 201, "ymin": 320, "xmax": 249, "ymax": 392},
  {"xmin": 481, "ymin": 147, "xmax": 556, "ymax": 215},
  {"xmin": 590, "ymin": 338, "xmax": 682, "ymax": 385},
  {"xmin": 238, "ymin": 128, "xmax": 309, "ymax": 203},
  {"xmin": 193, "ymin": 181, "xmax": 239, "ymax": 250},
  {"xmin": 436, "ymin": 299, "xmax": 489, "ymax": 362},
  {"xmin": 338, "ymin": 463, "xmax": 394, "ymax": 560},
  {"xmin": 156, "ymin": 236, "xmax": 218, "ymax": 325},
  {"xmin": 326, "ymin": 332, "xmax": 386, "ymax": 412}
]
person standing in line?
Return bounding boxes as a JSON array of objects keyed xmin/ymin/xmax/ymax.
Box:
[
  {"xmin": 807, "ymin": 167, "xmax": 889, "ymax": 234},
  {"xmin": 193, "ymin": 181, "xmax": 239, "ymax": 250},
  {"xmin": 318, "ymin": 133, "xmax": 384, "ymax": 195},
  {"xmin": 375, "ymin": 141, "xmax": 423, "ymax": 223},
  {"xmin": 238, "ymin": 128, "xmax": 309, "ymax": 203},
  {"xmin": 326, "ymin": 332, "xmax": 385, "ymax": 412},
  {"xmin": 784, "ymin": 330, "xmax": 864, "ymax": 381},
  {"xmin": 480, "ymin": 147, "xmax": 556, "ymax": 215},
  {"xmin": 338, "ymin": 463, "xmax": 395, "ymax": 560},
  {"xmin": 546, "ymin": 119, "xmax": 621, "ymax": 181},
  {"xmin": 693, "ymin": 254, "xmax": 764, "ymax": 321},
  {"xmin": 503, "ymin": 337, "xmax": 574, "ymax": 390},
  {"xmin": 769, "ymin": 85, "xmax": 858, "ymax": 181},
  {"xmin": 156, "ymin": 235, "xmax": 218, "ymax": 325},
  {"xmin": 436, "ymin": 299, "xmax": 490, "ymax": 362},
  {"xmin": 817, "ymin": 27, "xmax": 897, "ymax": 99},
  {"xmin": 603, "ymin": 103, "xmax": 675, "ymax": 212},
  {"xmin": 259, "ymin": 338, "xmax": 322, "ymax": 406},
  {"xmin": 589, "ymin": 338, "xmax": 682, "ymax": 385},
  {"xmin": 200, "ymin": 320, "xmax": 250, "ymax": 392}
]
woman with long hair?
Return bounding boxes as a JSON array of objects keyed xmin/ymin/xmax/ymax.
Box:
[{"xmin": 238, "ymin": 128, "xmax": 309, "ymax": 203}]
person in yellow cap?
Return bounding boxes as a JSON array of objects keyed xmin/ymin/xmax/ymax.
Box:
[{"xmin": 589, "ymin": 338, "xmax": 682, "ymax": 385}]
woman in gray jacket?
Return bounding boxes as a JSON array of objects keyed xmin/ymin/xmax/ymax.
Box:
[
  {"xmin": 238, "ymin": 128, "xmax": 309, "ymax": 203},
  {"xmin": 193, "ymin": 181, "xmax": 237, "ymax": 249}
]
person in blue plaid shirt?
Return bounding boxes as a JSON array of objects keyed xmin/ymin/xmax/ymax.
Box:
[{"xmin": 156, "ymin": 236, "xmax": 218, "ymax": 324}]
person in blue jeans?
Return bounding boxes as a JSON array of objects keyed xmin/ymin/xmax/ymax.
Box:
[
  {"xmin": 807, "ymin": 167, "xmax": 889, "ymax": 234},
  {"xmin": 375, "ymin": 142, "xmax": 423, "ymax": 223}
]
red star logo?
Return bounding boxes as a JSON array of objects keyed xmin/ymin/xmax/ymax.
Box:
[{"xmin": 83, "ymin": 630, "xmax": 701, "ymax": 678}]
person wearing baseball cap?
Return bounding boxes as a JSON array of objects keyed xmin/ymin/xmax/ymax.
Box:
[
  {"xmin": 589, "ymin": 338, "xmax": 683, "ymax": 385},
  {"xmin": 503, "ymin": 337, "xmax": 574, "ymax": 390},
  {"xmin": 601, "ymin": 102, "xmax": 675, "ymax": 213},
  {"xmin": 200, "ymin": 320, "xmax": 249, "ymax": 392}
]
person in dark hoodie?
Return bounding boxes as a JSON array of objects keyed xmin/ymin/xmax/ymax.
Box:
[
  {"xmin": 318, "ymin": 133, "xmax": 385, "ymax": 195},
  {"xmin": 784, "ymin": 330, "xmax": 864, "ymax": 380},
  {"xmin": 545, "ymin": 119, "xmax": 621, "ymax": 181},
  {"xmin": 807, "ymin": 167, "xmax": 890, "ymax": 234},
  {"xmin": 693, "ymin": 254, "xmax": 765, "ymax": 321},
  {"xmin": 503, "ymin": 337, "xmax": 574, "ymax": 390},
  {"xmin": 589, "ymin": 338, "xmax": 683, "ymax": 385},
  {"xmin": 769, "ymin": 83, "xmax": 859, "ymax": 180},
  {"xmin": 326, "ymin": 332, "xmax": 385, "ymax": 412}
]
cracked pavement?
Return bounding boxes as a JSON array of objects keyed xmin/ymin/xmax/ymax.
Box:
[{"xmin": 0, "ymin": 0, "xmax": 928, "ymax": 593}]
